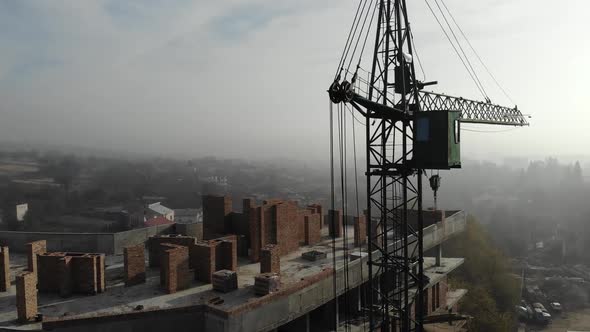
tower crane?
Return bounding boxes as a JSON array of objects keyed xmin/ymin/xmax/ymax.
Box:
[{"xmin": 327, "ymin": 0, "xmax": 528, "ymax": 331}]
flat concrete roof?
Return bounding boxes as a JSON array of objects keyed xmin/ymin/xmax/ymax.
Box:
[{"xmin": 0, "ymin": 212, "xmax": 466, "ymax": 331}]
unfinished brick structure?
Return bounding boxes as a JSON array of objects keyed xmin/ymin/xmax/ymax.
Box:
[
  {"xmin": 217, "ymin": 235, "xmax": 237, "ymax": 271},
  {"xmin": 249, "ymin": 200, "xmax": 323, "ymax": 262},
  {"xmin": 307, "ymin": 204, "xmax": 324, "ymax": 229},
  {"xmin": 124, "ymin": 244, "xmax": 146, "ymax": 287},
  {"xmin": 26, "ymin": 240, "xmax": 47, "ymax": 276},
  {"xmin": 304, "ymin": 214, "xmax": 322, "ymax": 245},
  {"xmin": 148, "ymin": 235, "xmax": 196, "ymax": 268},
  {"xmin": 254, "ymin": 273, "xmax": 281, "ymax": 296},
  {"xmin": 328, "ymin": 210, "xmax": 344, "ymax": 238},
  {"xmin": 192, "ymin": 241, "xmax": 218, "ymax": 283},
  {"xmin": 354, "ymin": 215, "xmax": 367, "ymax": 247},
  {"xmin": 37, "ymin": 252, "xmax": 105, "ymax": 297},
  {"xmin": 0, "ymin": 246, "xmax": 10, "ymax": 292},
  {"xmin": 203, "ymin": 195, "xmax": 233, "ymax": 239},
  {"xmin": 160, "ymin": 243, "xmax": 191, "ymax": 294},
  {"xmin": 212, "ymin": 270, "xmax": 238, "ymax": 293},
  {"xmin": 16, "ymin": 272, "xmax": 37, "ymax": 322},
  {"xmin": 260, "ymin": 245, "xmax": 280, "ymax": 274}
]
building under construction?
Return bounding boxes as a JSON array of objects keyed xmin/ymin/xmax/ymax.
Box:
[{"xmin": 0, "ymin": 195, "xmax": 467, "ymax": 332}]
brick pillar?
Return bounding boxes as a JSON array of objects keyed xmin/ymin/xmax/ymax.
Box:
[
  {"xmin": 193, "ymin": 241, "xmax": 217, "ymax": 283},
  {"xmin": 96, "ymin": 254, "xmax": 105, "ymax": 293},
  {"xmin": 203, "ymin": 195, "xmax": 233, "ymax": 239},
  {"xmin": 304, "ymin": 215, "xmax": 321, "ymax": 245},
  {"xmin": 124, "ymin": 244, "xmax": 146, "ymax": 287},
  {"xmin": 0, "ymin": 247, "xmax": 10, "ymax": 292},
  {"xmin": 218, "ymin": 237, "xmax": 237, "ymax": 271},
  {"xmin": 58, "ymin": 257, "xmax": 72, "ymax": 297},
  {"xmin": 260, "ymin": 244, "xmax": 280, "ymax": 274},
  {"xmin": 26, "ymin": 240, "xmax": 47, "ymax": 277},
  {"xmin": 354, "ymin": 215, "xmax": 367, "ymax": 247},
  {"xmin": 328, "ymin": 210, "xmax": 343, "ymax": 238},
  {"xmin": 249, "ymin": 206, "xmax": 264, "ymax": 262},
  {"xmin": 71, "ymin": 255, "xmax": 98, "ymax": 295},
  {"xmin": 16, "ymin": 272, "xmax": 37, "ymax": 322},
  {"xmin": 161, "ymin": 243, "xmax": 190, "ymax": 294}
]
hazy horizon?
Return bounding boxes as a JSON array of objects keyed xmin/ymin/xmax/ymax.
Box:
[{"xmin": 0, "ymin": 0, "xmax": 587, "ymax": 162}]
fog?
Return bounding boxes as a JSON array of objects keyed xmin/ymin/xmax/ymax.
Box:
[{"xmin": 0, "ymin": 0, "xmax": 588, "ymax": 161}]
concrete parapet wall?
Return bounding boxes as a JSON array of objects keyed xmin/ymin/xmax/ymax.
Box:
[{"xmin": 0, "ymin": 224, "xmax": 174, "ymax": 255}]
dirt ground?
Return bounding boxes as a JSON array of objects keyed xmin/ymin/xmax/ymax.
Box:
[{"xmin": 530, "ymin": 308, "xmax": 590, "ymax": 332}]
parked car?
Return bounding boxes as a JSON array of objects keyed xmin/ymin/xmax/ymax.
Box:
[
  {"xmin": 549, "ymin": 302, "xmax": 562, "ymax": 312},
  {"xmin": 533, "ymin": 308, "xmax": 551, "ymax": 324}
]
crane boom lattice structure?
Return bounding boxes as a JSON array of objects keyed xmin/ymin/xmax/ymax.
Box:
[{"xmin": 328, "ymin": 0, "xmax": 528, "ymax": 331}]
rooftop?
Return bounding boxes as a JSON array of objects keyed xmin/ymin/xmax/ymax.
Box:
[{"xmin": 0, "ymin": 211, "xmax": 466, "ymax": 331}]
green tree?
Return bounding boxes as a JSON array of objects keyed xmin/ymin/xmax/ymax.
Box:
[{"xmin": 446, "ymin": 216, "xmax": 519, "ymax": 331}]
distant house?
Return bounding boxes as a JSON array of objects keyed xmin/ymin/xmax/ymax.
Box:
[
  {"xmin": 16, "ymin": 203, "xmax": 28, "ymax": 222},
  {"xmin": 174, "ymin": 208, "xmax": 202, "ymax": 224},
  {"xmin": 147, "ymin": 202, "xmax": 174, "ymax": 221},
  {"xmin": 144, "ymin": 215, "xmax": 174, "ymax": 227}
]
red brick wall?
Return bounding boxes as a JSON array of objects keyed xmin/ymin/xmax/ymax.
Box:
[
  {"xmin": 354, "ymin": 215, "xmax": 367, "ymax": 247},
  {"xmin": 260, "ymin": 245, "xmax": 280, "ymax": 274},
  {"xmin": 26, "ymin": 240, "xmax": 47, "ymax": 275},
  {"xmin": 217, "ymin": 236, "xmax": 237, "ymax": 271},
  {"xmin": 304, "ymin": 214, "xmax": 321, "ymax": 245},
  {"xmin": 275, "ymin": 203, "xmax": 302, "ymax": 256},
  {"xmin": 160, "ymin": 243, "xmax": 190, "ymax": 294},
  {"xmin": 124, "ymin": 244, "xmax": 146, "ymax": 287},
  {"xmin": 249, "ymin": 206, "xmax": 264, "ymax": 262},
  {"xmin": 37, "ymin": 252, "xmax": 104, "ymax": 297},
  {"xmin": 307, "ymin": 204, "xmax": 323, "ymax": 229},
  {"xmin": 147, "ymin": 236, "xmax": 196, "ymax": 268},
  {"xmin": 0, "ymin": 246, "xmax": 9, "ymax": 292},
  {"xmin": 16, "ymin": 271, "xmax": 37, "ymax": 322},
  {"xmin": 71, "ymin": 256, "xmax": 98, "ymax": 294},
  {"xmin": 328, "ymin": 210, "xmax": 343, "ymax": 238},
  {"xmin": 203, "ymin": 195, "xmax": 232, "ymax": 239},
  {"xmin": 192, "ymin": 241, "xmax": 217, "ymax": 283}
]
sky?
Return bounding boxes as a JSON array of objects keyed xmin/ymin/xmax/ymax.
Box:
[{"xmin": 0, "ymin": 0, "xmax": 588, "ymax": 162}]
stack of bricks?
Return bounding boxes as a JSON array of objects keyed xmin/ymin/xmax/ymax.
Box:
[
  {"xmin": 254, "ymin": 273, "xmax": 281, "ymax": 296},
  {"xmin": 192, "ymin": 241, "xmax": 218, "ymax": 283},
  {"xmin": 16, "ymin": 271, "xmax": 37, "ymax": 322},
  {"xmin": 212, "ymin": 270, "xmax": 238, "ymax": 293},
  {"xmin": 26, "ymin": 240, "xmax": 47, "ymax": 279},
  {"xmin": 0, "ymin": 246, "xmax": 9, "ymax": 292},
  {"xmin": 304, "ymin": 214, "xmax": 321, "ymax": 245},
  {"xmin": 260, "ymin": 245, "xmax": 280, "ymax": 274},
  {"xmin": 354, "ymin": 215, "xmax": 367, "ymax": 247},
  {"xmin": 160, "ymin": 244, "xmax": 191, "ymax": 294},
  {"xmin": 37, "ymin": 252, "xmax": 105, "ymax": 297},
  {"xmin": 328, "ymin": 210, "xmax": 343, "ymax": 238},
  {"xmin": 124, "ymin": 244, "xmax": 146, "ymax": 286}
]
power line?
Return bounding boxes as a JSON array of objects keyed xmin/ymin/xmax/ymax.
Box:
[
  {"xmin": 423, "ymin": 0, "xmax": 488, "ymax": 100},
  {"xmin": 432, "ymin": 0, "xmax": 489, "ymax": 100},
  {"xmin": 440, "ymin": 0, "xmax": 516, "ymax": 105}
]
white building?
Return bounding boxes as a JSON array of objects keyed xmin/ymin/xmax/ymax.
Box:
[
  {"xmin": 16, "ymin": 203, "xmax": 29, "ymax": 222},
  {"xmin": 173, "ymin": 208, "xmax": 202, "ymax": 224},
  {"xmin": 147, "ymin": 202, "xmax": 174, "ymax": 221}
]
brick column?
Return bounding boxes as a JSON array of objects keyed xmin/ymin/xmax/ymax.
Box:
[
  {"xmin": 192, "ymin": 241, "xmax": 218, "ymax": 283},
  {"xmin": 260, "ymin": 244, "xmax": 280, "ymax": 274},
  {"xmin": 26, "ymin": 240, "xmax": 46, "ymax": 278},
  {"xmin": 0, "ymin": 247, "xmax": 10, "ymax": 292},
  {"xmin": 124, "ymin": 244, "xmax": 146, "ymax": 286},
  {"xmin": 218, "ymin": 236, "xmax": 237, "ymax": 271},
  {"xmin": 354, "ymin": 215, "xmax": 367, "ymax": 247},
  {"xmin": 16, "ymin": 272, "xmax": 37, "ymax": 322},
  {"xmin": 304, "ymin": 215, "xmax": 321, "ymax": 245},
  {"xmin": 160, "ymin": 244, "xmax": 190, "ymax": 294}
]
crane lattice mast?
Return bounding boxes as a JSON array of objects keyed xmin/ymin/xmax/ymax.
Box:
[{"xmin": 328, "ymin": 0, "xmax": 528, "ymax": 331}]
